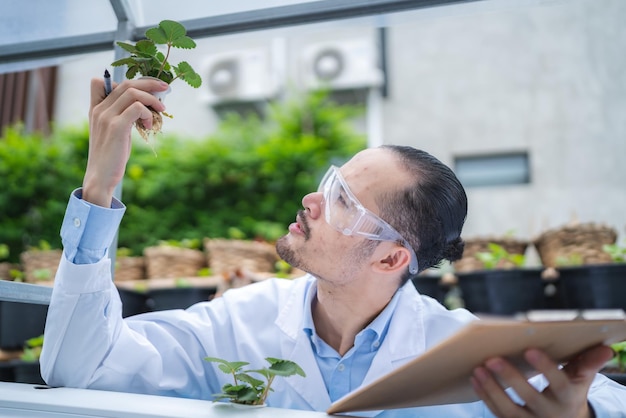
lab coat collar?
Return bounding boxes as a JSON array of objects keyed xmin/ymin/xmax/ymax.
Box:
[{"xmin": 275, "ymin": 277, "xmax": 427, "ymax": 416}]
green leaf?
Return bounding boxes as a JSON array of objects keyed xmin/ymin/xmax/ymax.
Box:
[
  {"xmin": 172, "ymin": 36, "xmax": 196, "ymax": 49},
  {"xmin": 236, "ymin": 373, "xmax": 264, "ymax": 388},
  {"xmin": 126, "ymin": 65, "xmax": 139, "ymax": 79},
  {"xmin": 204, "ymin": 357, "xmax": 249, "ymax": 373},
  {"xmin": 175, "ymin": 62, "xmax": 202, "ymax": 88},
  {"xmin": 135, "ymin": 40, "xmax": 158, "ymax": 56},
  {"xmin": 116, "ymin": 41, "xmax": 138, "ymax": 54},
  {"xmin": 232, "ymin": 386, "xmax": 259, "ymax": 402},
  {"xmin": 266, "ymin": 358, "xmax": 306, "ymax": 377},
  {"xmin": 146, "ymin": 20, "xmax": 186, "ymax": 45},
  {"xmin": 111, "ymin": 57, "xmax": 137, "ymax": 67}
]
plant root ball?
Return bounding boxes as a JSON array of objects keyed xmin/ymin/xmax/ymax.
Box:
[{"xmin": 135, "ymin": 109, "xmax": 163, "ymax": 142}]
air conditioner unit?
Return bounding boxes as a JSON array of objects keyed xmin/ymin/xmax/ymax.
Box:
[
  {"xmin": 200, "ymin": 48, "xmax": 279, "ymax": 105},
  {"xmin": 300, "ymin": 38, "xmax": 383, "ymax": 90}
]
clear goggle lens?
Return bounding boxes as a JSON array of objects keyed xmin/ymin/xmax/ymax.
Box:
[{"xmin": 318, "ymin": 166, "xmax": 419, "ymax": 274}]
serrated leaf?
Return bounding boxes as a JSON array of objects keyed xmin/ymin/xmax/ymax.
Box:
[
  {"xmin": 111, "ymin": 57, "xmax": 137, "ymax": 67},
  {"xmin": 135, "ymin": 40, "xmax": 157, "ymax": 56},
  {"xmin": 247, "ymin": 368, "xmax": 271, "ymax": 379},
  {"xmin": 126, "ymin": 65, "xmax": 139, "ymax": 79},
  {"xmin": 116, "ymin": 41, "xmax": 138, "ymax": 54},
  {"xmin": 172, "ymin": 36, "xmax": 196, "ymax": 49},
  {"xmin": 232, "ymin": 387, "xmax": 259, "ymax": 402},
  {"xmin": 266, "ymin": 358, "xmax": 306, "ymax": 377},
  {"xmin": 175, "ymin": 62, "xmax": 202, "ymax": 88},
  {"xmin": 236, "ymin": 373, "xmax": 264, "ymax": 388},
  {"xmin": 146, "ymin": 20, "xmax": 186, "ymax": 45},
  {"xmin": 205, "ymin": 357, "xmax": 249, "ymax": 373}
]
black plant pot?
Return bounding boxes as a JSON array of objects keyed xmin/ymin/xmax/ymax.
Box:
[
  {"xmin": 12, "ymin": 360, "xmax": 45, "ymax": 385},
  {"xmin": 145, "ymin": 287, "xmax": 217, "ymax": 311},
  {"xmin": 0, "ymin": 301, "xmax": 48, "ymax": 350},
  {"xmin": 0, "ymin": 361, "xmax": 15, "ymax": 382},
  {"xmin": 457, "ymin": 268, "xmax": 548, "ymax": 316},
  {"xmin": 558, "ymin": 264, "xmax": 626, "ymax": 310},
  {"xmin": 411, "ymin": 276, "xmax": 449, "ymax": 304},
  {"xmin": 117, "ymin": 288, "xmax": 149, "ymax": 318}
]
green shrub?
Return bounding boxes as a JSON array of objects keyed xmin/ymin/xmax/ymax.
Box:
[
  {"xmin": 0, "ymin": 90, "xmax": 366, "ymax": 260},
  {"xmin": 0, "ymin": 124, "xmax": 87, "ymax": 262}
]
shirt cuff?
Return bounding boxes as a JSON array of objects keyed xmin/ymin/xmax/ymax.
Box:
[{"xmin": 60, "ymin": 188, "xmax": 126, "ymax": 264}]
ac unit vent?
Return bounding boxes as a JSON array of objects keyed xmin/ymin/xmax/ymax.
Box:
[
  {"xmin": 201, "ymin": 48, "xmax": 279, "ymax": 104},
  {"xmin": 301, "ymin": 38, "xmax": 383, "ymax": 90}
]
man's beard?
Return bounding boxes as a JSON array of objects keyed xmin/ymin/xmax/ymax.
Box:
[{"xmin": 276, "ymin": 210, "xmax": 311, "ymax": 273}]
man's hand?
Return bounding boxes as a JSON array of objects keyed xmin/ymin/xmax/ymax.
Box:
[
  {"xmin": 83, "ymin": 77, "xmax": 169, "ymax": 208},
  {"xmin": 471, "ymin": 345, "xmax": 614, "ymax": 418}
]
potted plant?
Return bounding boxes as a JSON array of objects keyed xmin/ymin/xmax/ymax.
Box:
[
  {"xmin": 204, "ymin": 356, "xmax": 305, "ymax": 406},
  {"xmin": 0, "ymin": 246, "xmax": 48, "ymax": 350},
  {"xmin": 13, "ymin": 334, "xmax": 45, "ymax": 385},
  {"xmin": 537, "ymin": 221, "xmax": 626, "ymax": 310},
  {"xmin": 454, "ymin": 241, "xmax": 551, "ymax": 315},
  {"xmin": 111, "ymin": 19, "xmax": 202, "ymax": 142},
  {"xmin": 19, "ymin": 240, "xmax": 61, "ymax": 284},
  {"xmin": 601, "ymin": 340, "xmax": 626, "ymax": 386},
  {"xmin": 143, "ymin": 238, "xmax": 206, "ymax": 280},
  {"xmin": 114, "ymin": 247, "xmax": 145, "ymax": 282}
]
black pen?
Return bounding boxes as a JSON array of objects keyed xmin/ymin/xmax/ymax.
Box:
[{"xmin": 104, "ymin": 69, "xmax": 112, "ymax": 96}]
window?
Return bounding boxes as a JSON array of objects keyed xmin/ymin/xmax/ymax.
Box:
[{"xmin": 454, "ymin": 152, "xmax": 530, "ymax": 187}]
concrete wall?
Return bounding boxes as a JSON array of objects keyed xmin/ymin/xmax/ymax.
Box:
[
  {"xmin": 53, "ymin": 0, "xmax": 626, "ymax": 243},
  {"xmin": 384, "ymin": 0, "xmax": 626, "ymax": 241}
]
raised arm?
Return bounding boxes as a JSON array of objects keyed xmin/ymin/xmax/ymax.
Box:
[{"xmin": 82, "ymin": 77, "xmax": 168, "ymax": 207}]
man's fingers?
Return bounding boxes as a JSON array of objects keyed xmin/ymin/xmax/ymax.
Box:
[
  {"xmin": 559, "ymin": 345, "xmax": 615, "ymax": 381},
  {"xmin": 90, "ymin": 78, "xmax": 107, "ymax": 109},
  {"xmin": 472, "ymin": 365, "xmax": 531, "ymax": 418},
  {"xmin": 91, "ymin": 78, "xmax": 168, "ymax": 113}
]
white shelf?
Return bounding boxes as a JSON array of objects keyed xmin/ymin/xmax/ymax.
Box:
[{"xmin": 0, "ymin": 382, "xmax": 332, "ymax": 418}]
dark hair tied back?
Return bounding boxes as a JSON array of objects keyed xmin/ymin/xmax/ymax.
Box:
[{"xmin": 442, "ymin": 237, "xmax": 465, "ymax": 262}]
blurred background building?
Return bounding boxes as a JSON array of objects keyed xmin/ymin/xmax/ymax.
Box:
[{"xmin": 2, "ymin": 0, "xmax": 625, "ymax": 242}]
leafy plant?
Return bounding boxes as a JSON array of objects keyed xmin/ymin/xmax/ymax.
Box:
[
  {"xmin": 112, "ymin": 20, "xmax": 201, "ymax": 88},
  {"xmin": 475, "ymin": 243, "xmax": 525, "ymax": 269},
  {"xmin": 608, "ymin": 341, "xmax": 626, "ymax": 373},
  {"xmin": 112, "ymin": 19, "xmax": 202, "ymax": 142},
  {"xmin": 205, "ymin": 357, "xmax": 306, "ymax": 405},
  {"xmin": 0, "ymin": 243, "xmax": 9, "ymax": 260},
  {"xmin": 157, "ymin": 238, "xmax": 202, "ymax": 250},
  {"xmin": 555, "ymin": 253, "xmax": 584, "ymax": 267},
  {"xmin": 20, "ymin": 334, "xmax": 44, "ymax": 362},
  {"xmin": 603, "ymin": 242, "xmax": 626, "ymax": 263}
]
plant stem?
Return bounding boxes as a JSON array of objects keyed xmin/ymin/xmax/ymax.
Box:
[
  {"xmin": 157, "ymin": 43, "xmax": 172, "ymax": 80},
  {"xmin": 259, "ymin": 375, "xmax": 275, "ymax": 404}
]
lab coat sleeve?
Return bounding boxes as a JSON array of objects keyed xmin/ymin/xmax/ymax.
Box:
[{"xmin": 40, "ymin": 248, "xmax": 297, "ymax": 400}]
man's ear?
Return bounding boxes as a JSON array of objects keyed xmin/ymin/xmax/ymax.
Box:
[{"xmin": 372, "ymin": 244, "xmax": 411, "ymax": 274}]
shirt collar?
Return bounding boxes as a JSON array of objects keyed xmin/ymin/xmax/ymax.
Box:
[{"xmin": 302, "ymin": 282, "xmax": 402, "ymax": 351}]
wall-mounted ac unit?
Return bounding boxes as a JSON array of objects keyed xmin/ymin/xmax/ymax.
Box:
[
  {"xmin": 300, "ymin": 38, "xmax": 383, "ymax": 90},
  {"xmin": 200, "ymin": 48, "xmax": 280, "ymax": 105}
]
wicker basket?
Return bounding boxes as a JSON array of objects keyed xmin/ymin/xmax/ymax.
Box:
[
  {"xmin": 533, "ymin": 222, "xmax": 617, "ymax": 268},
  {"xmin": 204, "ymin": 238, "xmax": 279, "ymax": 276},
  {"xmin": 454, "ymin": 237, "xmax": 529, "ymax": 273},
  {"xmin": 114, "ymin": 256, "xmax": 146, "ymax": 281},
  {"xmin": 0, "ymin": 262, "xmax": 20, "ymax": 281},
  {"xmin": 20, "ymin": 249, "xmax": 62, "ymax": 283},
  {"xmin": 143, "ymin": 246, "xmax": 206, "ymax": 279}
]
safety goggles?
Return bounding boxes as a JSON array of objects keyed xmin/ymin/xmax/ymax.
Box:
[{"xmin": 318, "ymin": 165, "xmax": 419, "ymax": 275}]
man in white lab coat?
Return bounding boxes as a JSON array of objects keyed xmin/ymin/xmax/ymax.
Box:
[{"xmin": 41, "ymin": 77, "xmax": 626, "ymax": 417}]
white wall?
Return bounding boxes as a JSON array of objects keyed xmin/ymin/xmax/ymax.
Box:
[{"xmin": 383, "ymin": 0, "xmax": 626, "ymax": 241}]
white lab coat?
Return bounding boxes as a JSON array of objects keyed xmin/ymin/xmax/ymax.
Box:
[{"xmin": 41, "ymin": 254, "xmax": 626, "ymax": 417}]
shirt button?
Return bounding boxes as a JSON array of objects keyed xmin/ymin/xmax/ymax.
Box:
[
  {"xmin": 337, "ymin": 364, "xmax": 345, "ymax": 372},
  {"xmin": 73, "ymin": 217, "xmax": 81, "ymax": 228},
  {"xmin": 373, "ymin": 341, "xmax": 380, "ymax": 348}
]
